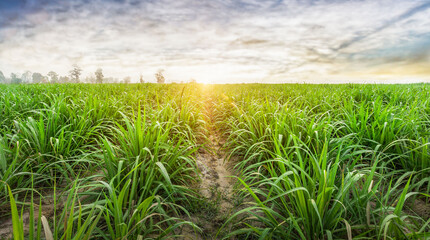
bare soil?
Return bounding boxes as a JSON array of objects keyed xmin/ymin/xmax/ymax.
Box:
[
  {"xmin": 178, "ymin": 96, "xmax": 236, "ymax": 239},
  {"xmin": 0, "ymin": 192, "xmax": 62, "ymax": 239}
]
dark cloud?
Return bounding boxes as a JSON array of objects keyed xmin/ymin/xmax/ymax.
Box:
[{"xmin": 0, "ymin": 0, "xmax": 25, "ymax": 11}]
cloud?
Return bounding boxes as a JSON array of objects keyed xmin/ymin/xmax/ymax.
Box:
[
  {"xmin": 0, "ymin": 0, "xmax": 429, "ymax": 83},
  {"xmin": 336, "ymin": 1, "xmax": 430, "ymax": 50}
]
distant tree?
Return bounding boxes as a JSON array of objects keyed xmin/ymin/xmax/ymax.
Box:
[
  {"xmin": 155, "ymin": 69, "xmax": 165, "ymax": 83},
  {"xmin": 59, "ymin": 76, "xmax": 70, "ymax": 83},
  {"xmin": 21, "ymin": 71, "xmax": 32, "ymax": 84},
  {"xmin": 47, "ymin": 71, "xmax": 59, "ymax": 83},
  {"xmin": 0, "ymin": 71, "xmax": 5, "ymax": 84},
  {"xmin": 32, "ymin": 72, "xmax": 44, "ymax": 83},
  {"xmin": 69, "ymin": 64, "xmax": 82, "ymax": 83},
  {"xmin": 11, "ymin": 73, "xmax": 22, "ymax": 84},
  {"xmin": 95, "ymin": 68, "xmax": 103, "ymax": 84},
  {"xmin": 190, "ymin": 78, "xmax": 197, "ymax": 83},
  {"xmin": 42, "ymin": 76, "xmax": 49, "ymax": 83},
  {"xmin": 123, "ymin": 76, "xmax": 131, "ymax": 84},
  {"xmin": 139, "ymin": 74, "xmax": 144, "ymax": 84},
  {"xmin": 84, "ymin": 75, "xmax": 96, "ymax": 83},
  {"xmin": 103, "ymin": 77, "xmax": 119, "ymax": 83}
]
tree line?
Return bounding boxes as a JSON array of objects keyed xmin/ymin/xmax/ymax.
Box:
[{"xmin": 0, "ymin": 65, "xmax": 166, "ymax": 84}]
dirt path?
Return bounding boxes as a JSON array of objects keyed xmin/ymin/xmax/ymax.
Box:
[{"xmin": 180, "ymin": 96, "xmax": 235, "ymax": 239}]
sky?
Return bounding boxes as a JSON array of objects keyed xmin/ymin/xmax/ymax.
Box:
[{"xmin": 0, "ymin": 0, "xmax": 429, "ymax": 83}]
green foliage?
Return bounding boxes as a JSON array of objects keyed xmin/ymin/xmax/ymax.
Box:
[
  {"xmin": 216, "ymin": 83, "xmax": 430, "ymax": 239},
  {"xmin": 1, "ymin": 83, "xmax": 429, "ymax": 239},
  {"xmin": 1, "ymin": 83, "xmax": 203, "ymax": 239}
]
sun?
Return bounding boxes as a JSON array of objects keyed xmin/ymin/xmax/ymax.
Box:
[{"xmin": 196, "ymin": 79, "xmax": 213, "ymax": 84}]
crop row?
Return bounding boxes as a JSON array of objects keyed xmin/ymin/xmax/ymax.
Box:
[{"xmin": 0, "ymin": 83, "xmax": 429, "ymax": 239}]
